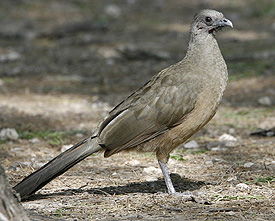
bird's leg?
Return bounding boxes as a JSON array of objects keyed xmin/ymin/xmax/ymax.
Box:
[
  {"xmin": 158, "ymin": 160, "xmax": 209, "ymax": 204},
  {"xmin": 158, "ymin": 160, "xmax": 176, "ymax": 194}
]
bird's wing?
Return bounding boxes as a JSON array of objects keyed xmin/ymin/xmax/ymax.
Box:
[{"xmin": 97, "ymin": 62, "xmax": 202, "ymax": 156}]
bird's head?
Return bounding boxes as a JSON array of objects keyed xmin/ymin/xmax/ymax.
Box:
[{"xmin": 191, "ymin": 9, "xmax": 233, "ymax": 36}]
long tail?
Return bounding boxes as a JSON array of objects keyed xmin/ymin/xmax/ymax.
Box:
[{"xmin": 13, "ymin": 136, "xmax": 102, "ymax": 199}]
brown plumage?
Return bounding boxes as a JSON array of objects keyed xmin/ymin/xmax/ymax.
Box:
[{"xmin": 14, "ymin": 9, "xmax": 233, "ymax": 199}]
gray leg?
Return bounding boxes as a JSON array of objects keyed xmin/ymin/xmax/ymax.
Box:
[
  {"xmin": 158, "ymin": 160, "xmax": 176, "ymax": 194},
  {"xmin": 158, "ymin": 160, "xmax": 208, "ymax": 204}
]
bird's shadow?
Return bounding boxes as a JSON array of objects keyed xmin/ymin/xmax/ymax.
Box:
[{"xmin": 23, "ymin": 173, "xmax": 213, "ymax": 202}]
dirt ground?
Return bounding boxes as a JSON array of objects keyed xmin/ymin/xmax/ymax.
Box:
[{"xmin": 0, "ymin": 0, "xmax": 275, "ymax": 220}]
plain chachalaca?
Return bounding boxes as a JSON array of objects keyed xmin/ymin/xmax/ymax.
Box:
[{"xmin": 13, "ymin": 9, "xmax": 233, "ymax": 199}]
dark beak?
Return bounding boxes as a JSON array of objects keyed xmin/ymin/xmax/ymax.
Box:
[{"xmin": 216, "ymin": 18, "xmax": 233, "ymax": 28}]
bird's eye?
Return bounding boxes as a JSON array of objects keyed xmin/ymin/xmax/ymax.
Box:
[{"xmin": 205, "ymin": 16, "xmax": 212, "ymax": 23}]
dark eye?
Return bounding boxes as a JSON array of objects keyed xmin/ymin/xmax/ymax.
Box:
[{"xmin": 205, "ymin": 16, "xmax": 212, "ymax": 23}]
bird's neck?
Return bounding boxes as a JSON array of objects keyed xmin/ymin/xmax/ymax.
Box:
[
  {"xmin": 185, "ymin": 33, "xmax": 228, "ymax": 81},
  {"xmin": 186, "ymin": 33, "xmax": 219, "ymax": 60},
  {"xmin": 184, "ymin": 33, "xmax": 228, "ymax": 106}
]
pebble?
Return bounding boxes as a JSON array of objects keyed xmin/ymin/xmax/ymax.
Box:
[
  {"xmin": 227, "ymin": 211, "xmax": 236, "ymax": 215},
  {"xmin": 75, "ymin": 133, "xmax": 84, "ymax": 138},
  {"xmin": 104, "ymin": 4, "xmax": 121, "ymax": 18},
  {"xmin": 10, "ymin": 147, "xmax": 22, "ymax": 152},
  {"xmin": 183, "ymin": 140, "xmax": 199, "ymax": 149},
  {"xmin": 0, "ymin": 128, "xmax": 19, "ymax": 140},
  {"xmin": 236, "ymin": 183, "xmax": 250, "ymax": 191},
  {"xmin": 258, "ymin": 96, "xmax": 272, "ymax": 106},
  {"xmin": 211, "ymin": 147, "xmax": 221, "ymax": 151},
  {"xmin": 28, "ymin": 137, "xmax": 40, "ymax": 143},
  {"xmin": 218, "ymin": 133, "xmax": 237, "ymax": 142},
  {"xmin": 243, "ymin": 162, "xmax": 254, "ymax": 168},
  {"xmin": 227, "ymin": 177, "xmax": 237, "ymax": 182},
  {"xmin": 0, "ymin": 50, "xmax": 21, "ymax": 63}
]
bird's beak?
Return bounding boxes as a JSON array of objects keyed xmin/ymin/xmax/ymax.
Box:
[{"xmin": 216, "ymin": 18, "xmax": 233, "ymax": 28}]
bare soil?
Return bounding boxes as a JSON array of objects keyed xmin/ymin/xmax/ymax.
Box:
[{"xmin": 1, "ymin": 0, "xmax": 275, "ymax": 220}]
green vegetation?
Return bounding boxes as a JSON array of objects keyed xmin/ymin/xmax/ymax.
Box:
[
  {"xmin": 247, "ymin": 175, "xmax": 275, "ymax": 185},
  {"xmin": 170, "ymin": 154, "xmax": 185, "ymax": 161},
  {"xmin": 19, "ymin": 130, "xmax": 66, "ymax": 145},
  {"xmin": 54, "ymin": 209, "xmax": 65, "ymax": 217},
  {"xmin": 1, "ymin": 77, "xmax": 17, "ymax": 84}
]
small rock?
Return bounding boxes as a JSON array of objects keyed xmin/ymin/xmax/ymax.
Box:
[
  {"xmin": 243, "ymin": 162, "xmax": 254, "ymax": 168},
  {"xmin": 227, "ymin": 177, "xmax": 236, "ymax": 182},
  {"xmin": 10, "ymin": 147, "xmax": 22, "ymax": 152},
  {"xmin": 184, "ymin": 140, "xmax": 199, "ymax": 149},
  {"xmin": 28, "ymin": 137, "xmax": 40, "ymax": 143},
  {"xmin": 76, "ymin": 133, "xmax": 84, "ymax": 138},
  {"xmin": 104, "ymin": 4, "xmax": 121, "ymax": 18},
  {"xmin": 97, "ymin": 47, "xmax": 120, "ymax": 59},
  {"xmin": 212, "ymin": 158, "xmax": 223, "ymax": 163},
  {"xmin": 0, "ymin": 50, "xmax": 21, "ymax": 63},
  {"xmin": 0, "ymin": 128, "xmax": 19, "ymax": 140},
  {"xmin": 219, "ymin": 133, "xmax": 237, "ymax": 142},
  {"xmin": 258, "ymin": 96, "xmax": 272, "ymax": 106},
  {"xmin": 211, "ymin": 147, "xmax": 221, "ymax": 151},
  {"xmin": 236, "ymin": 183, "xmax": 250, "ymax": 191},
  {"xmin": 61, "ymin": 144, "xmax": 73, "ymax": 152}
]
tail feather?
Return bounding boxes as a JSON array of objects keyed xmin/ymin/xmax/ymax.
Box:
[{"xmin": 13, "ymin": 136, "xmax": 102, "ymax": 199}]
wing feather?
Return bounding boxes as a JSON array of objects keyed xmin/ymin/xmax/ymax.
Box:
[{"xmin": 97, "ymin": 62, "xmax": 202, "ymax": 156}]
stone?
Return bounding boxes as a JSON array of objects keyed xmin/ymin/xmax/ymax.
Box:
[
  {"xmin": 243, "ymin": 162, "xmax": 254, "ymax": 168},
  {"xmin": 258, "ymin": 96, "xmax": 272, "ymax": 106},
  {"xmin": 104, "ymin": 4, "xmax": 121, "ymax": 18},
  {"xmin": 236, "ymin": 183, "xmax": 250, "ymax": 191},
  {"xmin": 0, "ymin": 128, "xmax": 19, "ymax": 140},
  {"xmin": 183, "ymin": 140, "xmax": 199, "ymax": 149},
  {"xmin": 219, "ymin": 133, "xmax": 237, "ymax": 142},
  {"xmin": 28, "ymin": 137, "xmax": 40, "ymax": 143}
]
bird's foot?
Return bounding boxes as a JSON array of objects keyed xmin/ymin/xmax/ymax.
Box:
[{"xmin": 171, "ymin": 191, "xmax": 210, "ymax": 204}]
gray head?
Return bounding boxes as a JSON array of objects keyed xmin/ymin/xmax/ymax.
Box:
[{"xmin": 190, "ymin": 9, "xmax": 233, "ymax": 36}]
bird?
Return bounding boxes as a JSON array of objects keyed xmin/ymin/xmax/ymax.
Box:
[{"xmin": 13, "ymin": 9, "xmax": 233, "ymax": 200}]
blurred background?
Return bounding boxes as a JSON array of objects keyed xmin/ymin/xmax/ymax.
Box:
[
  {"xmin": 0, "ymin": 1, "xmax": 274, "ymax": 219},
  {"xmin": 0, "ymin": 0, "xmax": 274, "ymax": 127}
]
